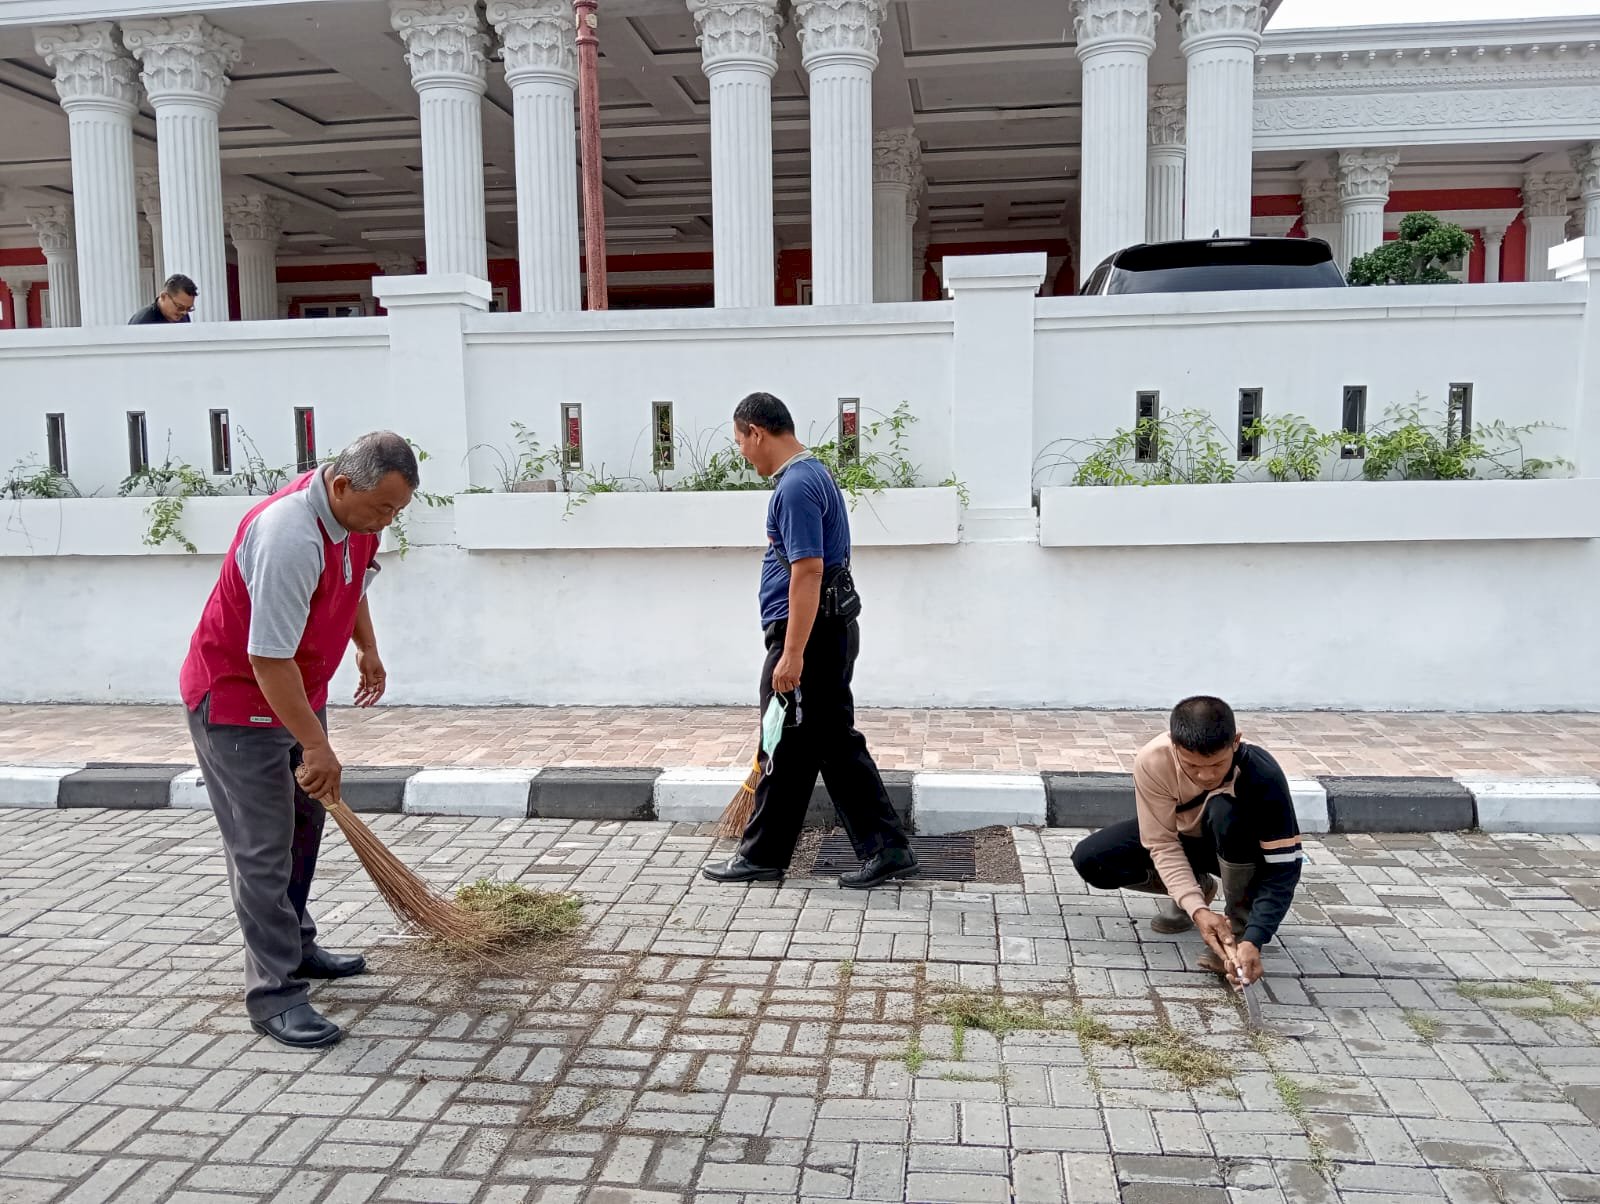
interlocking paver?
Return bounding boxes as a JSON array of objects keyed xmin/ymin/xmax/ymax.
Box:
[{"xmin": 2, "ymin": 808, "xmax": 1600, "ymax": 1203}]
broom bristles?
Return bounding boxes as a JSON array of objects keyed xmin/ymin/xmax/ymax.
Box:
[
  {"xmin": 715, "ymin": 753, "xmax": 761, "ymax": 840},
  {"xmin": 320, "ymin": 795, "xmax": 503, "ymax": 951}
]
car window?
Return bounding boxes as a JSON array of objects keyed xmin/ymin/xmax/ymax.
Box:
[{"xmin": 1108, "ymin": 261, "xmax": 1347, "ymax": 294}]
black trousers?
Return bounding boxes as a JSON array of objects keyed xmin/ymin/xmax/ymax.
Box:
[
  {"xmin": 1070, "ymin": 794, "xmax": 1256, "ymax": 890},
  {"xmin": 738, "ymin": 617, "xmax": 909, "ymax": 868}
]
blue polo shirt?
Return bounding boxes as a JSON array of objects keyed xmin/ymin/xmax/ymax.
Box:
[{"xmin": 759, "ymin": 454, "xmax": 851, "ymax": 625}]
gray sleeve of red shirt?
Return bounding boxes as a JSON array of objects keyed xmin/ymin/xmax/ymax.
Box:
[{"xmin": 235, "ymin": 500, "xmax": 325, "ymax": 659}]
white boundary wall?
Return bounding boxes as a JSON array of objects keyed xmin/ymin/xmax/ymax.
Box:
[{"xmin": 2, "ymin": 243, "xmax": 1599, "ymax": 712}]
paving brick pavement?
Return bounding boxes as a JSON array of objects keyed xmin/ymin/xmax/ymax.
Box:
[
  {"xmin": 4, "ymin": 704, "xmax": 1600, "ymax": 777},
  {"xmin": 1, "ymin": 807, "xmax": 1598, "ymax": 1203}
]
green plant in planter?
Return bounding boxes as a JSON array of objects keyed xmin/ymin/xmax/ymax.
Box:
[
  {"xmin": 1350, "ymin": 404, "xmax": 1566, "ymax": 481},
  {"xmin": 226, "ymin": 427, "xmax": 292, "ymax": 496},
  {"xmin": 1242, "ymin": 413, "xmax": 1343, "ymax": 482},
  {"xmin": 1043, "ymin": 408, "xmax": 1238, "ymax": 487},
  {"xmin": 1347, "ymin": 212, "xmax": 1473, "ymax": 286},
  {"xmin": 472, "ymin": 421, "xmax": 564, "ymax": 492},
  {"xmin": 4, "ymin": 459, "xmax": 80, "ymax": 499},
  {"xmin": 120, "ymin": 442, "xmax": 220, "ymax": 553}
]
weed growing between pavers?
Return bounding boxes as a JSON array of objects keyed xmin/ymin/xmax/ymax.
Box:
[
  {"xmin": 1403, "ymin": 1009, "xmax": 1441, "ymax": 1043},
  {"xmin": 1251, "ymin": 1030, "xmax": 1333, "ymax": 1180},
  {"xmin": 1456, "ymin": 979, "xmax": 1600, "ymax": 1024},
  {"xmin": 901, "ymin": 1033, "xmax": 926, "ymax": 1075}
]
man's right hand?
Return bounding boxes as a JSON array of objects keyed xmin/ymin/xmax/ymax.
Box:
[
  {"xmin": 1194, "ymin": 910, "xmax": 1241, "ymax": 978},
  {"xmin": 296, "ymin": 743, "xmax": 343, "ymax": 803}
]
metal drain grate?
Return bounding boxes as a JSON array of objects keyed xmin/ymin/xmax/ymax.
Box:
[{"xmin": 811, "ymin": 834, "xmax": 977, "ymax": 882}]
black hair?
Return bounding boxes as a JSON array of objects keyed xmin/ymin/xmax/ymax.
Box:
[
  {"xmin": 732, "ymin": 391, "xmax": 795, "ymax": 436},
  {"xmin": 163, "ymin": 273, "xmax": 198, "ymax": 297},
  {"xmin": 331, "ymin": 431, "xmax": 420, "ymax": 490},
  {"xmin": 1169, "ymin": 695, "xmax": 1237, "ymax": 756}
]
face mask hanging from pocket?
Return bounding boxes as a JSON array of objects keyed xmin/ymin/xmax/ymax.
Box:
[{"xmin": 761, "ymin": 694, "xmax": 788, "ymax": 773}]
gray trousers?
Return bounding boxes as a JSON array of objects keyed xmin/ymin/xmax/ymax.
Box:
[{"xmin": 187, "ymin": 697, "xmax": 328, "ymax": 1022}]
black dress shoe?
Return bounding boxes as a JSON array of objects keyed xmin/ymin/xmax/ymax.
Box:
[
  {"xmin": 251, "ymin": 1002, "xmax": 342, "ymax": 1049},
  {"xmin": 701, "ymin": 855, "xmax": 784, "ymax": 883},
  {"xmin": 295, "ymin": 946, "xmax": 367, "ymax": 980},
  {"xmin": 839, "ymin": 846, "xmax": 919, "ymax": 889}
]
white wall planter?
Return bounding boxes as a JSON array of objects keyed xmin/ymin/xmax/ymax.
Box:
[
  {"xmin": 0, "ymin": 495, "xmax": 258, "ymax": 557},
  {"xmin": 1038, "ymin": 478, "xmax": 1600, "ymax": 548},
  {"xmin": 454, "ymin": 487, "xmax": 960, "ymax": 551}
]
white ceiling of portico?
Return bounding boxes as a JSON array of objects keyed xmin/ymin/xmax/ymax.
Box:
[{"xmin": 0, "ymin": 0, "xmax": 1592, "ymax": 261}]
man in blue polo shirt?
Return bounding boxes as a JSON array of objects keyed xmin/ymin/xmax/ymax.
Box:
[{"xmin": 702, "ymin": 392, "xmax": 918, "ymax": 889}]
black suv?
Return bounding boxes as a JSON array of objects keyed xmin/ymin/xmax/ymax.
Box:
[{"xmin": 1079, "ymin": 236, "xmax": 1346, "ymax": 295}]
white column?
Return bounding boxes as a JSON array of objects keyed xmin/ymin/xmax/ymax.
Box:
[
  {"xmin": 122, "ymin": 15, "xmax": 241, "ymax": 323},
  {"xmin": 1072, "ymin": 0, "xmax": 1156, "ymax": 281},
  {"xmin": 489, "ymin": 0, "xmax": 581, "ymax": 312},
  {"xmin": 1147, "ymin": 83, "xmax": 1185, "ymax": 244},
  {"xmin": 1, "ymin": 273, "xmax": 34, "ymax": 329},
  {"xmin": 225, "ymin": 194, "xmax": 288, "ymax": 321},
  {"xmin": 1572, "ymin": 143, "xmax": 1600, "ymax": 245},
  {"xmin": 136, "ymin": 167, "xmax": 164, "ymax": 286},
  {"xmin": 1177, "ymin": 0, "xmax": 1264, "ymax": 239},
  {"xmin": 1337, "ymin": 149, "xmax": 1398, "ymax": 271},
  {"xmin": 36, "ymin": 23, "xmax": 143, "ymax": 327},
  {"xmin": 1482, "ymin": 223, "xmax": 1508, "ymax": 285},
  {"xmin": 27, "ymin": 206, "xmax": 79, "ymax": 327},
  {"xmin": 1298, "ymin": 170, "xmax": 1341, "ymax": 265},
  {"xmin": 687, "ymin": 0, "xmax": 781, "ymax": 309},
  {"xmin": 906, "ymin": 187, "xmax": 925, "ymax": 299},
  {"xmin": 1524, "ymin": 171, "xmax": 1575, "ymax": 283},
  {"xmin": 871, "ymin": 128, "xmax": 918, "ymax": 302},
  {"xmin": 795, "ymin": 0, "xmax": 886, "ymax": 306},
  {"xmin": 391, "ymin": 0, "xmax": 490, "ymax": 279}
]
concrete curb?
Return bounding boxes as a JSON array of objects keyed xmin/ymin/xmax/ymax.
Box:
[{"xmin": 1, "ymin": 763, "xmax": 1596, "ymax": 835}]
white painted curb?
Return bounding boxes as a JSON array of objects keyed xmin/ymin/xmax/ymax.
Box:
[
  {"xmin": 1289, "ymin": 779, "xmax": 1331, "ymax": 835},
  {"xmin": 403, "ymin": 768, "xmax": 538, "ymax": 817},
  {"xmin": 169, "ymin": 768, "xmax": 212, "ymax": 810},
  {"xmin": 912, "ymin": 772, "xmax": 1047, "ymax": 836},
  {"xmin": 0, "ymin": 766, "xmax": 80, "ymax": 809},
  {"xmin": 1465, "ymin": 778, "xmax": 1600, "ymax": 835},
  {"xmin": 655, "ymin": 767, "xmax": 750, "ymax": 823}
]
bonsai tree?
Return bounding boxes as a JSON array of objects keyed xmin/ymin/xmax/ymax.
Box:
[{"xmin": 1347, "ymin": 211, "xmax": 1474, "ymax": 285}]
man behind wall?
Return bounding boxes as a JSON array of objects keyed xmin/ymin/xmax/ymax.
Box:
[
  {"xmin": 701, "ymin": 391, "xmax": 919, "ymax": 890},
  {"xmin": 180, "ymin": 431, "xmax": 416, "ymax": 1048},
  {"xmin": 1070, "ymin": 696, "xmax": 1304, "ymax": 985},
  {"xmin": 129, "ymin": 273, "xmax": 197, "ymax": 324}
]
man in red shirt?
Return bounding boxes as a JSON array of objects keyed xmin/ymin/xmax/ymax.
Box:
[{"xmin": 181, "ymin": 431, "xmax": 416, "ymax": 1048}]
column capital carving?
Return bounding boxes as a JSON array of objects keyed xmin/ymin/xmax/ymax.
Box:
[
  {"xmin": 1299, "ymin": 177, "xmax": 1340, "ymax": 226},
  {"xmin": 1523, "ymin": 171, "xmax": 1576, "ymax": 218},
  {"xmin": 390, "ymin": 0, "xmax": 490, "ymax": 90},
  {"xmin": 1148, "ymin": 84, "xmax": 1185, "ymax": 146},
  {"xmin": 1336, "ymin": 148, "xmax": 1399, "ymax": 203},
  {"xmin": 35, "ymin": 22, "xmax": 140, "ymax": 112},
  {"xmin": 136, "ymin": 167, "xmax": 162, "ymax": 218},
  {"xmin": 1571, "ymin": 143, "xmax": 1600, "ymax": 198},
  {"xmin": 905, "ymin": 173, "xmax": 924, "ymax": 222},
  {"xmin": 225, "ymin": 194, "xmax": 290, "ymax": 244},
  {"xmin": 689, "ymin": 0, "xmax": 782, "ymax": 74},
  {"xmin": 1072, "ymin": 0, "xmax": 1158, "ymax": 57},
  {"xmin": 1175, "ymin": 0, "xmax": 1265, "ymax": 53},
  {"xmin": 872, "ymin": 127, "xmax": 920, "ymax": 188},
  {"xmin": 794, "ymin": 0, "xmax": 886, "ymax": 70},
  {"xmin": 121, "ymin": 15, "xmax": 242, "ymax": 108},
  {"xmin": 0, "ymin": 270, "xmax": 40, "ymax": 294},
  {"xmin": 27, "ymin": 205, "xmax": 75, "ymax": 255},
  {"xmin": 487, "ymin": 0, "xmax": 577, "ymax": 85},
  {"xmin": 375, "ymin": 251, "xmax": 419, "ymax": 275}
]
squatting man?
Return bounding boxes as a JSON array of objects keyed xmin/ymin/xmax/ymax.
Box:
[{"xmin": 1071, "ymin": 696, "xmax": 1305, "ymax": 985}]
